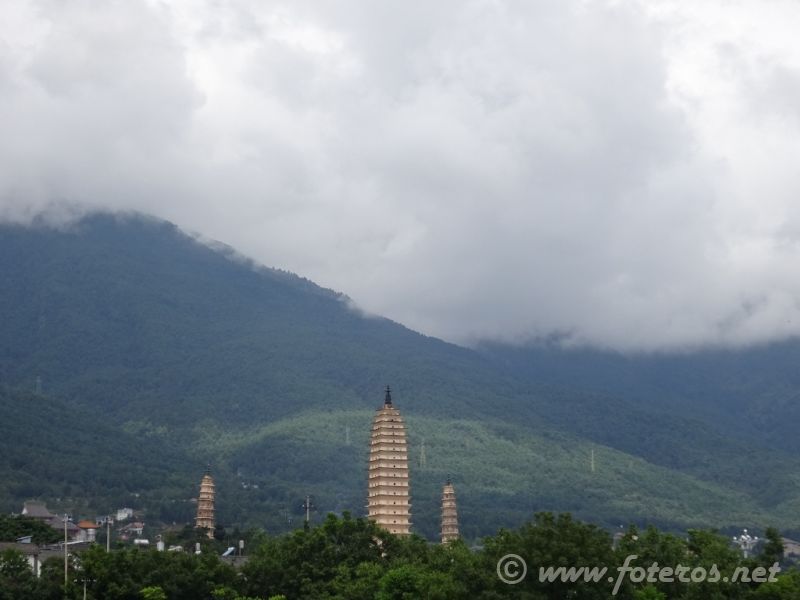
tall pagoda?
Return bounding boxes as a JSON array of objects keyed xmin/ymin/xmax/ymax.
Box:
[
  {"xmin": 194, "ymin": 466, "xmax": 216, "ymax": 538},
  {"xmin": 441, "ymin": 477, "xmax": 459, "ymax": 543},
  {"xmin": 367, "ymin": 386, "xmax": 411, "ymax": 535}
]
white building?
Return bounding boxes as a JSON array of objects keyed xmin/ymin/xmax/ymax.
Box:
[{"xmin": 115, "ymin": 508, "xmax": 134, "ymax": 522}]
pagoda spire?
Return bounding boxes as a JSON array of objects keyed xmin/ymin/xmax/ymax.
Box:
[
  {"xmin": 441, "ymin": 477, "xmax": 459, "ymax": 544},
  {"xmin": 384, "ymin": 385, "xmax": 392, "ymax": 407},
  {"xmin": 367, "ymin": 386, "xmax": 411, "ymax": 535}
]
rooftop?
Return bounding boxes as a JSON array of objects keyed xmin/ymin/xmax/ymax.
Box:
[
  {"xmin": 76, "ymin": 520, "xmax": 97, "ymax": 530},
  {"xmin": 21, "ymin": 501, "xmax": 54, "ymax": 519}
]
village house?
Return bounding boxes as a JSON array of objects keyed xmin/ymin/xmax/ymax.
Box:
[
  {"xmin": 75, "ymin": 520, "xmax": 98, "ymax": 543},
  {"xmin": 115, "ymin": 508, "xmax": 134, "ymax": 522},
  {"xmin": 20, "ymin": 501, "xmax": 81, "ymax": 540},
  {"xmin": 119, "ymin": 521, "xmax": 145, "ymax": 540}
]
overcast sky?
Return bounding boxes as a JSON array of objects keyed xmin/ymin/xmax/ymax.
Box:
[{"xmin": 2, "ymin": 0, "xmax": 800, "ymax": 351}]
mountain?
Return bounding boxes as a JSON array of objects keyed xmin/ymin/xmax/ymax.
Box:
[
  {"xmin": 0, "ymin": 386, "xmax": 193, "ymax": 522},
  {"xmin": 2, "ymin": 213, "xmax": 800, "ymax": 539},
  {"xmin": 477, "ymin": 341, "xmax": 800, "ymax": 454}
]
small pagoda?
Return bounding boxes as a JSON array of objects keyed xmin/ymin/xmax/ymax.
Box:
[
  {"xmin": 441, "ymin": 477, "xmax": 459, "ymax": 543},
  {"xmin": 367, "ymin": 386, "xmax": 411, "ymax": 535},
  {"xmin": 194, "ymin": 466, "xmax": 216, "ymax": 538}
]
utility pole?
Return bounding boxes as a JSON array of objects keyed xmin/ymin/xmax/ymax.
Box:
[
  {"xmin": 106, "ymin": 517, "xmax": 112, "ymax": 552},
  {"xmin": 590, "ymin": 448, "xmax": 595, "ymax": 474},
  {"xmin": 63, "ymin": 514, "xmax": 68, "ymax": 589},
  {"xmin": 302, "ymin": 496, "xmax": 315, "ymax": 524}
]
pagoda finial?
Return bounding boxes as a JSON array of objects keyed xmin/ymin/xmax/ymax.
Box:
[
  {"xmin": 384, "ymin": 385, "xmax": 392, "ymax": 407},
  {"xmin": 205, "ymin": 463, "xmax": 211, "ymax": 475},
  {"xmin": 446, "ymin": 474, "xmax": 452, "ymax": 486}
]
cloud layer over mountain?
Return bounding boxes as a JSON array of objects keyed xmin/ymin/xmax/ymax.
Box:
[{"xmin": 2, "ymin": 0, "xmax": 800, "ymax": 351}]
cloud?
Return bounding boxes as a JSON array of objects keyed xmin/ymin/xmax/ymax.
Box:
[{"xmin": 2, "ymin": 0, "xmax": 800, "ymax": 351}]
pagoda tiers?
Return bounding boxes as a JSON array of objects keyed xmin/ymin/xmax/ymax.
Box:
[
  {"xmin": 367, "ymin": 386, "xmax": 411, "ymax": 535},
  {"xmin": 441, "ymin": 477, "xmax": 459, "ymax": 543},
  {"xmin": 194, "ymin": 467, "xmax": 216, "ymax": 538}
]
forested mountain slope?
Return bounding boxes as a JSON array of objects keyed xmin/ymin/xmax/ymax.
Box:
[
  {"xmin": 479, "ymin": 341, "xmax": 800, "ymax": 453},
  {"xmin": 2, "ymin": 213, "xmax": 799, "ymax": 539}
]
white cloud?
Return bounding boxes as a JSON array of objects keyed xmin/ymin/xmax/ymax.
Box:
[{"xmin": 2, "ymin": 0, "xmax": 800, "ymax": 351}]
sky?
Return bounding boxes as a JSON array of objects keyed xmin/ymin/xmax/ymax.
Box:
[{"xmin": 2, "ymin": 0, "xmax": 800, "ymax": 352}]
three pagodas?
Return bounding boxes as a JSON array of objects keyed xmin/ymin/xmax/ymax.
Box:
[
  {"xmin": 367, "ymin": 386, "xmax": 459, "ymax": 542},
  {"xmin": 196, "ymin": 386, "xmax": 458, "ymax": 542}
]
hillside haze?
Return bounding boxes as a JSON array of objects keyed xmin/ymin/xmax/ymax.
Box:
[{"xmin": 2, "ymin": 213, "xmax": 800, "ymax": 539}]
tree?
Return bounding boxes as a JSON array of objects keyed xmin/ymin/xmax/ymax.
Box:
[
  {"xmin": 759, "ymin": 528, "xmax": 785, "ymax": 569},
  {"xmin": 683, "ymin": 529, "xmax": 746, "ymax": 600},
  {"xmin": 242, "ymin": 513, "xmax": 394, "ymax": 599},
  {"xmin": 141, "ymin": 587, "xmax": 167, "ymax": 600},
  {"xmin": 0, "ymin": 515, "xmax": 61, "ymax": 545},
  {"xmin": 377, "ymin": 564, "xmax": 461, "ymax": 600},
  {"xmin": 0, "ymin": 549, "xmax": 40, "ymax": 600},
  {"xmin": 482, "ymin": 512, "xmax": 617, "ymax": 599},
  {"xmin": 751, "ymin": 570, "xmax": 800, "ymax": 600},
  {"xmin": 615, "ymin": 525, "xmax": 689, "ymax": 598},
  {"xmin": 634, "ymin": 587, "xmax": 666, "ymax": 600}
]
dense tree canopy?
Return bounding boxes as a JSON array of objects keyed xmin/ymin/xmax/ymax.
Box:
[{"xmin": 1, "ymin": 513, "xmax": 797, "ymax": 600}]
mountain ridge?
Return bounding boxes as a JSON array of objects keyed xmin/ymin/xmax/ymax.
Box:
[{"xmin": 2, "ymin": 212, "xmax": 800, "ymax": 539}]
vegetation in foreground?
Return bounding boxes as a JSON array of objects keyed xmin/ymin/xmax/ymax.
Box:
[{"xmin": 1, "ymin": 512, "xmax": 798, "ymax": 600}]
